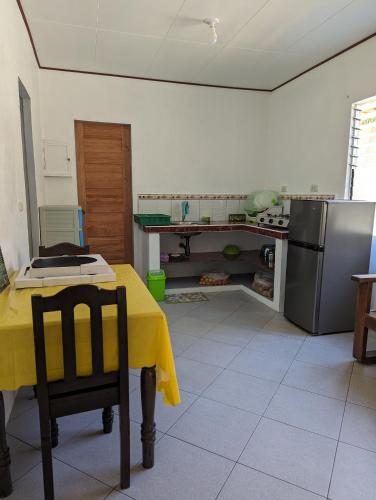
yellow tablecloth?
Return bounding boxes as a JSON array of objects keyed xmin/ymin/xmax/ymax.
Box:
[{"xmin": 0, "ymin": 264, "xmax": 180, "ymax": 406}]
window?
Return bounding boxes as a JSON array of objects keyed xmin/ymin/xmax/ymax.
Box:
[{"xmin": 347, "ymin": 96, "xmax": 376, "ymax": 201}]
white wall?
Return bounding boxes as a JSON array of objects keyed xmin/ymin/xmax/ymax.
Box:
[
  {"xmin": 38, "ymin": 70, "xmax": 268, "ymax": 271},
  {"xmin": 0, "ymin": 1, "xmax": 42, "ymax": 422},
  {"xmin": 39, "ymin": 71, "xmax": 269, "ymax": 204},
  {"xmin": 267, "ymin": 36, "xmax": 376, "ymax": 198}
]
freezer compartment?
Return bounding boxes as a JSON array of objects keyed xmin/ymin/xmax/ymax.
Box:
[
  {"xmin": 284, "ymin": 242, "xmax": 323, "ymax": 334},
  {"xmin": 288, "ymin": 200, "xmax": 327, "ymax": 246}
]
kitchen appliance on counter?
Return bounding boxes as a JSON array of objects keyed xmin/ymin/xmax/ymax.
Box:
[
  {"xmin": 284, "ymin": 200, "xmax": 375, "ymax": 334},
  {"xmin": 15, "ymin": 254, "xmax": 116, "ymax": 288},
  {"xmin": 256, "ymin": 206, "xmax": 289, "ymax": 228}
]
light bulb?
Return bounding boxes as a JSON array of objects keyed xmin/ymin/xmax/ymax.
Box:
[{"xmin": 203, "ymin": 17, "xmax": 220, "ymax": 45}]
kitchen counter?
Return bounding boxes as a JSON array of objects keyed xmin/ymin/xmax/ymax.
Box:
[{"xmin": 142, "ymin": 222, "xmax": 288, "ymax": 240}]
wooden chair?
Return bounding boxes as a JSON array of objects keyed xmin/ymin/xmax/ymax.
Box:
[
  {"xmin": 39, "ymin": 242, "xmax": 90, "ymax": 257},
  {"xmin": 31, "ymin": 285, "xmax": 130, "ymax": 499},
  {"xmin": 352, "ymin": 274, "xmax": 376, "ymax": 363}
]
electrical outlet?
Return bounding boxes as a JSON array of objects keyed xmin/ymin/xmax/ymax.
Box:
[
  {"xmin": 280, "ymin": 185, "xmax": 288, "ymax": 193},
  {"xmin": 310, "ymin": 184, "xmax": 319, "ymax": 193}
]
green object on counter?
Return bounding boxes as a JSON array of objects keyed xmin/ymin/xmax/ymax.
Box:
[
  {"xmin": 134, "ymin": 214, "xmax": 171, "ymax": 226},
  {"xmin": 147, "ymin": 269, "xmax": 166, "ymax": 301}
]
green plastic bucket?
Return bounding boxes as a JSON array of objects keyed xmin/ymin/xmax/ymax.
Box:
[{"xmin": 147, "ymin": 270, "xmax": 166, "ymax": 302}]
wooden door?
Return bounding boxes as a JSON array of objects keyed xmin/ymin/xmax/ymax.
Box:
[{"xmin": 75, "ymin": 121, "xmax": 133, "ymax": 264}]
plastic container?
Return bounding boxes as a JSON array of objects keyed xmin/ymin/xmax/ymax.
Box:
[
  {"xmin": 134, "ymin": 214, "xmax": 171, "ymax": 226},
  {"xmin": 147, "ymin": 270, "xmax": 166, "ymax": 301}
]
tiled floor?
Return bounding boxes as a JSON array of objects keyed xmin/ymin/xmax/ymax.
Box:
[{"xmin": 6, "ymin": 290, "xmax": 376, "ymax": 499}]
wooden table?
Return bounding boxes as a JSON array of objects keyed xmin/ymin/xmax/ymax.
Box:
[{"xmin": 0, "ymin": 265, "xmax": 180, "ymax": 497}]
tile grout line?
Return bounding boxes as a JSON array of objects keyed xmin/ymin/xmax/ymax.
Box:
[{"xmin": 326, "ymin": 361, "xmax": 355, "ymax": 499}]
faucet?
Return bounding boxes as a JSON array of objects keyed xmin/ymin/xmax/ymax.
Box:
[{"xmin": 181, "ymin": 201, "xmax": 190, "ymax": 222}]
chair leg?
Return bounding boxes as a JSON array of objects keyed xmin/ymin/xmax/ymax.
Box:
[
  {"xmin": 51, "ymin": 419, "xmax": 59, "ymax": 448},
  {"xmin": 119, "ymin": 401, "xmax": 130, "ymax": 489},
  {"xmin": 353, "ymin": 282, "xmax": 372, "ymax": 362},
  {"xmin": 39, "ymin": 412, "xmax": 55, "ymax": 500},
  {"xmin": 102, "ymin": 407, "xmax": 114, "ymax": 434}
]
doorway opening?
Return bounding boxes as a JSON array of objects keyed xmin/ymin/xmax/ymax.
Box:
[
  {"xmin": 19, "ymin": 79, "xmax": 39, "ymax": 257},
  {"xmin": 346, "ymin": 95, "xmax": 376, "ymax": 201}
]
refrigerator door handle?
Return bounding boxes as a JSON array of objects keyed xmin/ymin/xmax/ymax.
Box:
[{"xmin": 289, "ymin": 239, "xmax": 325, "ymax": 252}]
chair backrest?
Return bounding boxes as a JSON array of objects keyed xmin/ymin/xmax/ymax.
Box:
[
  {"xmin": 31, "ymin": 285, "xmax": 128, "ymax": 397},
  {"xmin": 39, "ymin": 242, "xmax": 90, "ymax": 257}
]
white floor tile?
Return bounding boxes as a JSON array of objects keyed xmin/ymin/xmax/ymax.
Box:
[
  {"xmin": 10, "ymin": 386, "xmax": 37, "ymax": 419},
  {"xmin": 189, "ymin": 304, "xmax": 238, "ymax": 322},
  {"xmin": 203, "ymin": 369, "xmax": 278, "ymax": 415},
  {"xmin": 348, "ymin": 373, "xmax": 376, "ymax": 410},
  {"xmin": 353, "ymin": 361, "xmax": 376, "ymax": 379},
  {"xmin": 340, "ymin": 403, "xmax": 376, "ymax": 452},
  {"xmin": 124, "ymin": 435, "xmax": 233, "ymax": 500},
  {"xmin": 174, "ymin": 357, "xmax": 223, "ymax": 395},
  {"xmin": 170, "ymin": 331, "xmax": 199, "ymax": 356},
  {"xmin": 296, "ymin": 334, "xmax": 354, "ymax": 370},
  {"xmin": 329, "ymin": 442, "xmax": 376, "ymax": 500},
  {"xmin": 229, "ymin": 348, "xmax": 294, "ymax": 382},
  {"xmin": 247, "ymin": 332, "xmax": 305, "ymax": 356},
  {"xmin": 168, "ymin": 397, "xmax": 260, "ymax": 460},
  {"xmin": 239, "ymin": 418, "xmax": 337, "ymax": 497},
  {"xmin": 266, "ymin": 385, "xmax": 345, "ymax": 439},
  {"xmin": 204, "ymin": 323, "xmax": 258, "ymax": 347},
  {"xmin": 263, "ymin": 316, "xmax": 306, "ymax": 337},
  {"xmin": 6, "ymin": 406, "xmax": 102, "ymax": 448},
  {"xmin": 283, "ymin": 361, "xmax": 351, "ymax": 400},
  {"xmin": 54, "ymin": 417, "xmax": 160, "ymax": 488},
  {"xmin": 128, "ymin": 389, "xmax": 197, "ymax": 432},
  {"xmin": 223, "ymin": 310, "xmax": 274, "ymax": 330},
  {"xmin": 181, "ymin": 338, "xmax": 242, "ymax": 368},
  {"xmin": 172, "ymin": 316, "xmax": 218, "ymax": 337},
  {"xmin": 11, "ymin": 459, "xmax": 111, "ymax": 500},
  {"xmin": 218, "ymin": 464, "xmax": 325, "ymax": 500},
  {"xmin": 7, "ymin": 435, "xmax": 41, "ymax": 482}
]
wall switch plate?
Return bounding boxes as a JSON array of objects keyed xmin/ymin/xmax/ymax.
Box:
[
  {"xmin": 280, "ymin": 185, "xmax": 288, "ymax": 193},
  {"xmin": 310, "ymin": 184, "xmax": 319, "ymax": 193}
]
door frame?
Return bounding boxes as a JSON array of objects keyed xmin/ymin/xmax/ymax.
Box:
[
  {"xmin": 74, "ymin": 120, "xmax": 134, "ymax": 264},
  {"xmin": 19, "ymin": 79, "xmax": 39, "ymax": 258}
]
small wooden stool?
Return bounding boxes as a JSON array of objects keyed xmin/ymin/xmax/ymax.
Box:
[{"xmin": 352, "ymin": 274, "xmax": 376, "ymax": 363}]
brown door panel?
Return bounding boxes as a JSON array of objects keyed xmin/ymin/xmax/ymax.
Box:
[
  {"xmin": 75, "ymin": 121, "xmax": 133, "ymax": 264},
  {"xmin": 86, "ymin": 189, "xmax": 125, "ymax": 213},
  {"xmin": 85, "ymin": 213, "xmax": 125, "ymax": 237}
]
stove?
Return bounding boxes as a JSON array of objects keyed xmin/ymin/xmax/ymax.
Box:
[
  {"xmin": 15, "ymin": 254, "xmax": 116, "ymax": 289},
  {"xmin": 256, "ymin": 207, "xmax": 290, "ymax": 228}
]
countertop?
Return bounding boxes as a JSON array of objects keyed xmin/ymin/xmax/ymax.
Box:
[{"xmin": 141, "ymin": 222, "xmax": 288, "ymax": 239}]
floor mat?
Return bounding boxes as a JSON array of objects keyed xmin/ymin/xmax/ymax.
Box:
[{"xmin": 165, "ymin": 292, "xmax": 209, "ymax": 304}]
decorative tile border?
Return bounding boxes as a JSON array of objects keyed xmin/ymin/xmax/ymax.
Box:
[
  {"xmin": 138, "ymin": 193, "xmax": 335, "ymax": 201},
  {"xmin": 280, "ymin": 194, "xmax": 335, "ymax": 200},
  {"xmin": 138, "ymin": 194, "xmax": 248, "ymax": 200}
]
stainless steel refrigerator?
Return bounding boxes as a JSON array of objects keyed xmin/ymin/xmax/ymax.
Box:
[{"xmin": 284, "ymin": 200, "xmax": 375, "ymax": 334}]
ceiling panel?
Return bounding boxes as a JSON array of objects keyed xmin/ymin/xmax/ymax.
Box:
[
  {"xmin": 167, "ymin": 0, "xmax": 269, "ymax": 45},
  {"xmin": 30, "ymin": 20, "xmax": 97, "ymax": 69},
  {"xmin": 21, "ymin": 0, "xmax": 98, "ymax": 28},
  {"xmin": 98, "ymin": 0, "xmax": 184, "ymax": 37},
  {"xmin": 289, "ymin": 0, "xmax": 376, "ymax": 59},
  {"xmin": 229, "ymin": 0, "xmax": 353, "ymax": 51},
  {"xmin": 19, "ymin": 0, "xmax": 376, "ymax": 89},
  {"xmin": 95, "ymin": 30, "xmax": 163, "ymax": 76},
  {"xmin": 197, "ymin": 48, "xmax": 319, "ymax": 89},
  {"xmin": 148, "ymin": 39, "xmax": 221, "ymax": 81}
]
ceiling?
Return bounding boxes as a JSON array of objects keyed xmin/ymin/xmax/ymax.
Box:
[{"xmin": 20, "ymin": 0, "xmax": 376, "ymax": 90}]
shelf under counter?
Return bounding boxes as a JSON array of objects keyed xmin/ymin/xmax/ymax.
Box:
[{"xmin": 161, "ymin": 250, "xmax": 272, "ymax": 273}]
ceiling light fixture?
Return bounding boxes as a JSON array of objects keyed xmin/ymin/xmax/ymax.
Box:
[{"xmin": 203, "ymin": 17, "xmax": 220, "ymax": 45}]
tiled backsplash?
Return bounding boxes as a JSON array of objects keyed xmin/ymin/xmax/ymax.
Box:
[
  {"xmin": 138, "ymin": 197, "xmax": 247, "ymax": 221},
  {"xmin": 137, "ymin": 193, "xmax": 335, "ymax": 221}
]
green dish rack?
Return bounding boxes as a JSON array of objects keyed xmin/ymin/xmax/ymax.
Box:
[{"xmin": 134, "ymin": 214, "xmax": 171, "ymax": 226}]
